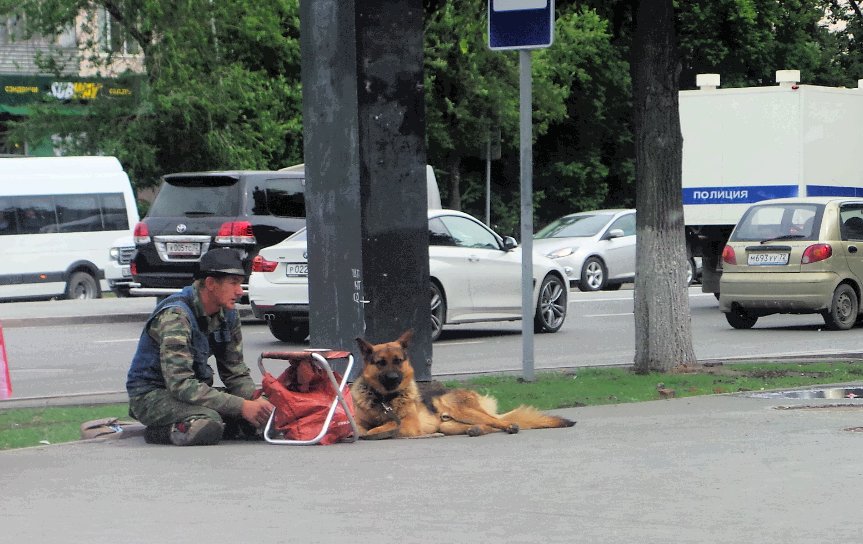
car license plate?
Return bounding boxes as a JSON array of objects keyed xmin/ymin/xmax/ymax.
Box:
[
  {"xmin": 121, "ymin": 266, "xmax": 131, "ymax": 278},
  {"xmin": 747, "ymin": 252, "xmax": 789, "ymax": 266},
  {"xmin": 285, "ymin": 263, "xmax": 308, "ymax": 277},
  {"xmin": 166, "ymin": 242, "xmax": 201, "ymax": 257}
]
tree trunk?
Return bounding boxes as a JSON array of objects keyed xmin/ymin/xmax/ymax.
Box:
[
  {"xmin": 447, "ymin": 153, "xmax": 462, "ymax": 210},
  {"xmin": 631, "ymin": 0, "xmax": 697, "ymax": 373}
]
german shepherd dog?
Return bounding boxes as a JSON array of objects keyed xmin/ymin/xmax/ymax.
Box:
[{"xmin": 351, "ymin": 330, "xmax": 576, "ymax": 439}]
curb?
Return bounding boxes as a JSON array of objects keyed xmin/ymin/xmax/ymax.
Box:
[{"xmin": 1, "ymin": 308, "xmax": 257, "ymax": 329}]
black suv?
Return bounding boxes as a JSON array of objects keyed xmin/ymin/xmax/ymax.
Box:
[{"xmin": 130, "ymin": 170, "xmax": 305, "ymax": 298}]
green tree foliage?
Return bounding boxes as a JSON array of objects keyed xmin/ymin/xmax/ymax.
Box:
[
  {"xmin": 423, "ymin": 1, "xmax": 569, "ymax": 214},
  {"xmin": 821, "ymin": 0, "xmax": 863, "ymax": 84},
  {"xmin": 0, "ymin": 0, "xmax": 303, "ymax": 189},
  {"xmin": 6, "ymin": 0, "xmax": 863, "ymax": 223},
  {"xmin": 480, "ymin": 0, "xmax": 863, "ymax": 228},
  {"xmin": 675, "ymin": 0, "xmax": 848, "ymax": 88}
]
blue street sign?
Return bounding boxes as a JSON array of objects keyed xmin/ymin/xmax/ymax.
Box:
[{"xmin": 488, "ymin": 0, "xmax": 554, "ymax": 51}]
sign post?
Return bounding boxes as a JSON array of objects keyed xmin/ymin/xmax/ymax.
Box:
[{"xmin": 489, "ymin": 0, "xmax": 554, "ymax": 381}]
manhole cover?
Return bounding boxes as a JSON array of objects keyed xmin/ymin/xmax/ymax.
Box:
[{"xmin": 745, "ymin": 387, "xmax": 863, "ymax": 400}]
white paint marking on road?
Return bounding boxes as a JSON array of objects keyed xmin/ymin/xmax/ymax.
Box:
[
  {"xmin": 12, "ymin": 368, "xmax": 74, "ymax": 374},
  {"xmin": 584, "ymin": 313, "xmax": 633, "ymax": 317},
  {"xmin": 436, "ymin": 340, "xmax": 486, "ymax": 347},
  {"xmin": 94, "ymin": 339, "xmax": 139, "ymax": 344},
  {"xmin": 568, "ymin": 290, "xmax": 715, "ymax": 304},
  {"xmin": 569, "ymin": 296, "xmax": 629, "ymax": 303}
]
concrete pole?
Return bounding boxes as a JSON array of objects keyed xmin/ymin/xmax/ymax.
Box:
[{"xmin": 299, "ymin": 0, "xmax": 432, "ymax": 379}]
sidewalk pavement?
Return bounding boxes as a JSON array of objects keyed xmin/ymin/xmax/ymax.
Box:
[
  {"xmin": 3, "ymin": 298, "xmax": 863, "ymax": 542},
  {"xmin": 3, "ymin": 392, "xmax": 863, "ymax": 543}
]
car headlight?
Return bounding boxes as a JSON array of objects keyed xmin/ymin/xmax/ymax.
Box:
[
  {"xmin": 547, "ymin": 247, "xmax": 575, "ymax": 259},
  {"xmin": 109, "ymin": 247, "xmax": 120, "ymax": 261}
]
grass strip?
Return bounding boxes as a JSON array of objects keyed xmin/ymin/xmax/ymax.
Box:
[{"xmin": 2, "ymin": 361, "xmax": 862, "ymax": 450}]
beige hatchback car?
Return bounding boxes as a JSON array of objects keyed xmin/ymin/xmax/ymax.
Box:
[{"xmin": 720, "ymin": 196, "xmax": 863, "ymax": 330}]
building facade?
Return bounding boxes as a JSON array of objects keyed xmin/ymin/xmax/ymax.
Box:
[{"xmin": 0, "ymin": 9, "xmax": 144, "ymax": 156}]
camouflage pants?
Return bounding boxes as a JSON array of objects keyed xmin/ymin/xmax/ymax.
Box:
[{"xmin": 129, "ymin": 387, "xmax": 250, "ymax": 428}]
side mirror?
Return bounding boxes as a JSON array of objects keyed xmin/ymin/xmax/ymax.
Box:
[
  {"xmin": 502, "ymin": 236, "xmax": 518, "ymax": 250},
  {"xmin": 606, "ymin": 228, "xmax": 625, "ymax": 239}
]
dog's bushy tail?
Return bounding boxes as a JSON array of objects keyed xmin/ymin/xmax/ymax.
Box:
[{"xmin": 499, "ymin": 405, "xmax": 576, "ymax": 429}]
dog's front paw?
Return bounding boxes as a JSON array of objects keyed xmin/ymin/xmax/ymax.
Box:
[
  {"xmin": 360, "ymin": 428, "xmax": 400, "ymax": 440},
  {"xmin": 506, "ymin": 423, "xmax": 520, "ymax": 434}
]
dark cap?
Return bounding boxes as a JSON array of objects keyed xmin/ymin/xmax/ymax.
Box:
[{"xmin": 195, "ymin": 248, "xmax": 245, "ymax": 279}]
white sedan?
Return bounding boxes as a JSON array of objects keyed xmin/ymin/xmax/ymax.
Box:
[{"xmin": 249, "ymin": 209, "xmax": 569, "ymax": 342}]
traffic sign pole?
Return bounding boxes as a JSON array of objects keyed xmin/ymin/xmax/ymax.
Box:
[
  {"xmin": 519, "ymin": 50, "xmax": 535, "ymax": 382},
  {"xmin": 489, "ymin": 0, "xmax": 553, "ymax": 381}
]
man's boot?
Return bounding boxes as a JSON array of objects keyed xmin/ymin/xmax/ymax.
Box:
[
  {"xmin": 144, "ymin": 425, "xmax": 172, "ymax": 445},
  {"xmin": 169, "ymin": 419, "xmax": 224, "ymax": 446}
]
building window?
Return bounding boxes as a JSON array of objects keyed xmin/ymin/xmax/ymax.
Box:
[{"xmin": 98, "ymin": 8, "xmax": 139, "ymax": 55}]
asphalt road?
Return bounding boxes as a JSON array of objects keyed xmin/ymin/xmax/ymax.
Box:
[{"xmin": 2, "ymin": 286, "xmax": 863, "ymax": 405}]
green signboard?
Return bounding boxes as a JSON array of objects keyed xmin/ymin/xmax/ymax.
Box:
[{"xmin": 0, "ymin": 74, "xmax": 141, "ymax": 115}]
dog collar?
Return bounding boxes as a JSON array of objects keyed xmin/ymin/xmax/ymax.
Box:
[{"xmin": 368, "ymin": 387, "xmax": 402, "ymax": 424}]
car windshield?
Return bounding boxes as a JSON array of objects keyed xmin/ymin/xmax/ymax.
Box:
[
  {"xmin": 147, "ymin": 176, "xmax": 241, "ymax": 217},
  {"xmin": 535, "ymin": 213, "xmax": 615, "ymax": 238}
]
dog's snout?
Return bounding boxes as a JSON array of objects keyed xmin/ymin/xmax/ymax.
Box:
[{"xmin": 381, "ymin": 371, "xmax": 403, "ymax": 390}]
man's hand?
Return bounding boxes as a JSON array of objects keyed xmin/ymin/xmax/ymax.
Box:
[{"xmin": 241, "ymin": 397, "xmax": 275, "ymax": 427}]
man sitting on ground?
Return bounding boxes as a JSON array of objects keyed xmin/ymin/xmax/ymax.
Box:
[{"xmin": 126, "ymin": 248, "xmax": 274, "ymax": 446}]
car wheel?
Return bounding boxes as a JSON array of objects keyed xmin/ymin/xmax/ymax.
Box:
[
  {"xmin": 685, "ymin": 258, "xmax": 696, "ymax": 286},
  {"xmin": 110, "ymin": 285, "xmax": 131, "ymax": 298},
  {"xmin": 823, "ymin": 284, "xmax": 858, "ymax": 330},
  {"xmin": 267, "ymin": 315, "xmax": 310, "ymax": 343},
  {"xmin": 65, "ymin": 272, "xmax": 100, "ymax": 300},
  {"xmin": 725, "ymin": 307, "xmax": 757, "ymax": 329},
  {"xmin": 579, "ymin": 257, "xmax": 606, "ymax": 291},
  {"xmin": 430, "ymin": 281, "xmax": 446, "ymax": 342},
  {"xmin": 534, "ymin": 274, "xmax": 567, "ymax": 333}
]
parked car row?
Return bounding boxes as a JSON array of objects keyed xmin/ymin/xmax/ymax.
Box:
[
  {"xmin": 124, "ymin": 161, "xmax": 863, "ymax": 337},
  {"xmin": 249, "ymin": 209, "xmax": 569, "ymax": 342}
]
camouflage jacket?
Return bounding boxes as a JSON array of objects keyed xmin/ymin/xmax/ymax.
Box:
[{"xmin": 126, "ymin": 284, "xmax": 255, "ymax": 416}]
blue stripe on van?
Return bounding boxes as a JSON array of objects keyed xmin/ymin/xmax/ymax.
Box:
[
  {"xmin": 682, "ymin": 185, "xmax": 798, "ymax": 205},
  {"xmin": 805, "ymin": 185, "xmax": 863, "ymax": 197}
]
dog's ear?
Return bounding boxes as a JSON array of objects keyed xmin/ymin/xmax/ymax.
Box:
[
  {"xmin": 355, "ymin": 337, "xmax": 375, "ymax": 361},
  {"xmin": 396, "ymin": 329, "xmax": 413, "ymax": 349}
]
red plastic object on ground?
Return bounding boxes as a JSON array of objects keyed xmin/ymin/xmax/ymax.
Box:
[{"xmin": 0, "ymin": 321, "xmax": 11, "ymax": 400}]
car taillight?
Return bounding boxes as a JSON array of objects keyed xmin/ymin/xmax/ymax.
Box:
[
  {"xmin": 215, "ymin": 221, "xmax": 256, "ymax": 244},
  {"xmin": 133, "ymin": 222, "xmax": 150, "ymax": 244},
  {"xmin": 252, "ymin": 254, "xmax": 278, "ymax": 273},
  {"xmin": 802, "ymin": 243, "xmax": 832, "ymax": 264},
  {"xmin": 722, "ymin": 245, "xmax": 736, "ymax": 265},
  {"xmin": 130, "ymin": 261, "xmax": 137, "ymax": 275}
]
